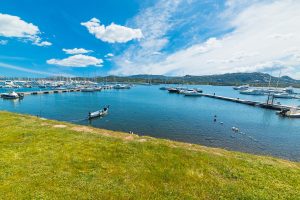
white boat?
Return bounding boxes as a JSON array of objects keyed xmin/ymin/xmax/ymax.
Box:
[
  {"xmin": 113, "ymin": 84, "xmax": 130, "ymax": 89},
  {"xmin": 233, "ymin": 84, "xmax": 249, "ymax": 90},
  {"xmin": 240, "ymin": 89, "xmax": 265, "ymax": 95},
  {"xmin": 1, "ymin": 91, "xmax": 20, "ymax": 99},
  {"xmin": 94, "ymin": 86, "xmax": 102, "ymax": 91},
  {"xmin": 88, "ymin": 106, "xmax": 109, "ymax": 119},
  {"xmin": 277, "ymin": 108, "xmax": 300, "ymax": 118},
  {"xmin": 283, "ymin": 86, "xmax": 295, "ymax": 94},
  {"xmin": 184, "ymin": 89, "xmax": 202, "ymax": 96},
  {"xmin": 273, "ymin": 93, "xmax": 295, "ymax": 99}
]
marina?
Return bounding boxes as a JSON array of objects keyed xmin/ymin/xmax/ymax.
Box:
[{"xmin": 1, "ymin": 84, "xmax": 300, "ymax": 161}]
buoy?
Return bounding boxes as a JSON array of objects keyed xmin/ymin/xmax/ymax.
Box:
[{"xmin": 232, "ymin": 127, "xmax": 239, "ymax": 132}]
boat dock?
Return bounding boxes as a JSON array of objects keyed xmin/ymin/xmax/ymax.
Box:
[
  {"xmin": 2, "ymin": 89, "xmax": 82, "ymax": 97},
  {"xmin": 200, "ymin": 93, "xmax": 295, "ymax": 110}
]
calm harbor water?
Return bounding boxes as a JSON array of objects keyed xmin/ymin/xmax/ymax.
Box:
[{"xmin": 1, "ymin": 85, "xmax": 300, "ymax": 161}]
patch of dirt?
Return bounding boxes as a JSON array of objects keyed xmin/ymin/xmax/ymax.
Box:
[
  {"xmin": 124, "ymin": 135, "xmax": 134, "ymax": 141},
  {"xmin": 41, "ymin": 123, "xmax": 50, "ymax": 126},
  {"xmin": 71, "ymin": 126, "xmax": 95, "ymax": 133},
  {"xmin": 53, "ymin": 124, "xmax": 67, "ymax": 128}
]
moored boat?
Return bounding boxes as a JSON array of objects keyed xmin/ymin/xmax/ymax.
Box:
[
  {"xmin": 159, "ymin": 86, "xmax": 168, "ymax": 90},
  {"xmin": 240, "ymin": 89, "xmax": 265, "ymax": 95},
  {"xmin": 273, "ymin": 93, "xmax": 295, "ymax": 99},
  {"xmin": 167, "ymin": 88, "xmax": 179, "ymax": 93},
  {"xmin": 88, "ymin": 105, "xmax": 110, "ymax": 119},
  {"xmin": 183, "ymin": 89, "xmax": 202, "ymax": 96},
  {"xmin": 1, "ymin": 91, "xmax": 20, "ymax": 99},
  {"xmin": 233, "ymin": 84, "xmax": 250, "ymax": 90},
  {"xmin": 277, "ymin": 108, "xmax": 300, "ymax": 118},
  {"xmin": 113, "ymin": 84, "xmax": 131, "ymax": 89}
]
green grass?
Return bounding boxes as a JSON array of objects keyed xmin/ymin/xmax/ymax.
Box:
[{"xmin": 0, "ymin": 111, "xmax": 300, "ymax": 199}]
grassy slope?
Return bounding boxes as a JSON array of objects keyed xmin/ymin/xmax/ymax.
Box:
[{"xmin": 0, "ymin": 111, "xmax": 299, "ymax": 200}]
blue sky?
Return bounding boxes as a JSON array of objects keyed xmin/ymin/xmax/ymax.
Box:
[{"xmin": 1, "ymin": 0, "xmax": 300, "ymax": 78}]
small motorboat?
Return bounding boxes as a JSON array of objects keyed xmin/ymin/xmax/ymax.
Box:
[
  {"xmin": 233, "ymin": 84, "xmax": 250, "ymax": 90},
  {"xmin": 113, "ymin": 84, "xmax": 131, "ymax": 89},
  {"xmin": 88, "ymin": 105, "xmax": 110, "ymax": 119},
  {"xmin": 159, "ymin": 86, "xmax": 168, "ymax": 90},
  {"xmin": 183, "ymin": 89, "xmax": 202, "ymax": 96},
  {"xmin": 94, "ymin": 87, "xmax": 102, "ymax": 91},
  {"xmin": 1, "ymin": 91, "xmax": 20, "ymax": 99},
  {"xmin": 167, "ymin": 88, "xmax": 179, "ymax": 93},
  {"xmin": 195, "ymin": 88, "xmax": 203, "ymax": 93},
  {"xmin": 168, "ymin": 87, "xmax": 187, "ymax": 94},
  {"xmin": 276, "ymin": 108, "xmax": 300, "ymax": 118}
]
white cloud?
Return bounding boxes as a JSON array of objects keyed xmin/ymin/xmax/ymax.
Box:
[
  {"xmin": 33, "ymin": 39, "xmax": 52, "ymax": 47},
  {"xmin": 81, "ymin": 18, "xmax": 143, "ymax": 43},
  {"xmin": 113, "ymin": 0, "xmax": 300, "ymax": 78},
  {"xmin": 0, "ymin": 13, "xmax": 51, "ymax": 46},
  {"xmin": 105, "ymin": 53, "xmax": 114, "ymax": 57},
  {"xmin": 47, "ymin": 54, "xmax": 103, "ymax": 67},
  {"xmin": 62, "ymin": 48, "xmax": 93, "ymax": 54},
  {"xmin": 0, "ymin": 40, "xmax": 8, "ymax": 45},
  {"xmin": 114, "ymin": 0, "xmax": 183, "ymax": 67}
]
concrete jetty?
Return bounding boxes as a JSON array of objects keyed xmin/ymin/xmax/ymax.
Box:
[
  {"xmin": 200, "ymin": 93, "xmax": 296, "ymax": 111},
  {"xmin": 0, "ymin": 89, "xmax": 82, "ymax": 98}
]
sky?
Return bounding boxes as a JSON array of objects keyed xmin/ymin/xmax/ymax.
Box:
[{"xmin": 1, "ymin": 0, "xmax": 300, "ymax": 78}]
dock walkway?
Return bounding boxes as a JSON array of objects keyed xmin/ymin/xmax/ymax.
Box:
[
  {"xmin": 200, "ymin": 93, "xmax": 295, "ymax": 110},
  {"xmin": 19, "ymin": 89, "xmax": 82, "ymax": 96}
]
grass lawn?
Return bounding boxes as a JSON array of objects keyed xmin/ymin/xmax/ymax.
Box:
[{"xmin": 0, "ymin": 111, "xmax": 299, "ymax": 199}]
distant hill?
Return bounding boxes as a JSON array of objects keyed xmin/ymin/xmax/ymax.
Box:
[
  {"xmin": 95, "ymin": 72, "xmax": 300, "ymax": 87},
  {"xmin": 10, "ymin": 72, "xmax": 299, "ymax": 87}
]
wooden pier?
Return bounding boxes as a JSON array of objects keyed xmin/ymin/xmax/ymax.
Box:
[{"xmin": 200, "ymin": 93, "xmax": 295, "ymax": 111}]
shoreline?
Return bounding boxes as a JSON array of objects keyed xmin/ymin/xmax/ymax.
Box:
[
  {"xmin": 1, "ymin": 110, "xmax": 299, "ymax": 164},
  {"xmin": 2, "ymin": 110, "xmax": 300, "ymax": 162},
  {"xmin": 1, "ymin": 110, "xmax": 300, "ymax": 199}
]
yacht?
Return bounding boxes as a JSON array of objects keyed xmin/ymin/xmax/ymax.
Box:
[
  {"xmin": 273, "ymin": 93, "xmax": 295, "ymax": 99},
  {"xmin": 184, "ymin": 89, "xmax": 202, "ymax": 96},
  {"xmin": 233, "ymin": 84, "xmax": 250, "ymax": 90},
  {"xmin": 1, "ymin": 91, "xmax": 20, "ymax": 99},
  {"xmin": 167, "ymin": 88, "xmax": 180, "ymax": 93},
  {"xmin": 113, "ymin": 84, "xmax": 131, "ymax": 89},
  {"xmin": 240, "ymin": 89, "xmax": 265, "ymax": 95},
  {"xmin": 277, "ymin": 108, "xmax": 300, "ymax": 118},
  {"xmin": 94, "ymin": 86, "xmax": 102, "ymax": 91},
  {"xmin": 282, "ymin": 86, "xmax": 295, "ymax": 94}
]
